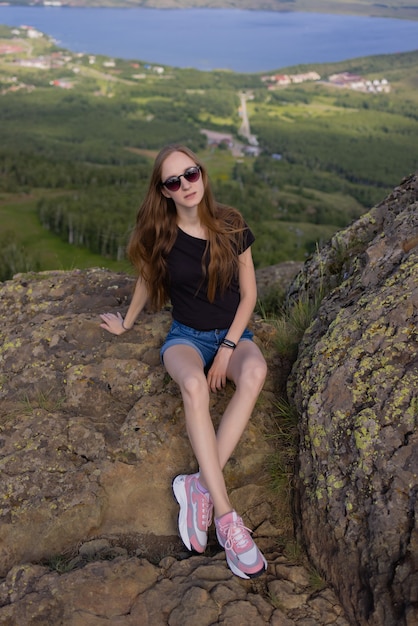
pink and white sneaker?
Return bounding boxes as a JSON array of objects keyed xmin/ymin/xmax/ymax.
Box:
[
  {"xmin": 215, "ymin": 510, "xmax": 267, "ymax": 579},
  {"xmin": 172, "ymin": 473, "xmax": 213, "ymax": 553}
]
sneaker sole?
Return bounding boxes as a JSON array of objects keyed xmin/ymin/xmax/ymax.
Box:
[
  {"xmin": 225, "ymin": 553, "xmax": 268, "ymax": 580},
  {"xmin": 172, "ymin": 475, "xmax": 192, "ymax": 551},
  {"xmin": 217, "ymin": 529, "xmax": 267, "ymax": 580}
]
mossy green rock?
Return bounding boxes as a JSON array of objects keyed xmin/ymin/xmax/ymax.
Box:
[{"xmin": 289, "ymin": 173, "xmax": 418, "ymax": 626}]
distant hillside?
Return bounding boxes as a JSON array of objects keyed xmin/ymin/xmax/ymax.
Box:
[
  {"xmin": 0, "ymin": 23, "xmax": 417, "ymax": 279},
  {"xmin": 5, "ymin": 0, "xmax": 418, "ymax": 21}
]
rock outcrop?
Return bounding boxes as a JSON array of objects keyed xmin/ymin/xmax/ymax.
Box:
[
  {"xmin": 289, "ymin": 173, "xmax": 418, "ymax": 626},
  {"xmin": 0, "ymin": 551, "xmax": 350, "ymax": 626},
  {"xmin": 0, "ymin": 268, "xmax": 282, "ymax": 576},
  {"xmin": 0, "ymin": 263, "xmax": 349, "ymax": 624}
]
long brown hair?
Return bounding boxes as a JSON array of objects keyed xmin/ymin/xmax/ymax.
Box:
[{"xmin": 127, "ymin": 144, "xmax": 246, "ymax": 310}]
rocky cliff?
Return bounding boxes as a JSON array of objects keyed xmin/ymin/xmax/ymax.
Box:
[
  {"xmin": 0, "ymin": 173, "xmax": 417, "ymax": 625},
  {"xmin": 289, "ymin": 172, "xmax": 418, "ymax": 626}
]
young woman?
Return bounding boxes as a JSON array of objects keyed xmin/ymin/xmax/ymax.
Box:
[{"xmin": 100, "ymin": 144, "xmax": 267, "ymax": 579}]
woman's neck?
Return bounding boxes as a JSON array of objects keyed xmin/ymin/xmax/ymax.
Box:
[{"xmin": 176, "ymin": 212, "xmax": 207, "ymax": 240}]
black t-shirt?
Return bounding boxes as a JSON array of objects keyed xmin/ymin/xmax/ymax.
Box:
[{"xmin": 166, "ymin": 226, "xmax": 255, "ymax": 331}]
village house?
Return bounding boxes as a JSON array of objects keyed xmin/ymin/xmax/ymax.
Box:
[
  {"xmin": 17, "ymin": 57, "xmax": 50, "ymax": 70},
  {"xmin": 289, "ymin": 71, "xmax": 321, "ymax": 83},
  {"xmin": 262, "ymin": 73, "xmax": 291, "ymax": 87},
  {"xmin": 243, "ymin": 145, "xmax": 261, "ymax": 157},
  {"xmin": 328, "ymin": 72, "xmax": 391, "ymax": 93},
  {"xmin": 21, "ymin": 26, "xmax": 44, "ymax": 40},
  {"xmin": 1, "ymin": 80, "xmax": 35, "ymax": 96},
  {"xmin": 200, "ymin": 129, "xmax": 234, "ymax": 150},
  {"xmin": 262, "ymin": 71, "xmax": 320, "ymax": 90},
  {"xmin": 0, "ymin": 43, "xmax": 25, "ymax": 55},
  {"xmin": 50, "ymin": 79, "xmax": 74, "ymax": 89}
]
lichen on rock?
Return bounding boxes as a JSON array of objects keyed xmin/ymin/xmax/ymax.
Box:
[{"xmin": 289, "ymin": 173, "xmax": 418, "ymax": 626}]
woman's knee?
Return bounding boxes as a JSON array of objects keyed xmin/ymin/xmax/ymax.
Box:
[
  {"xmin": 240, "ymin": 355, "xmax": 267, "ymax": 390},
  {"xmin": 180, "ymin": 370, "xmax": 209, "ymax": 401},
  {"xmin": 253, "ymin": 357, "xmax": 268, "ymax": 386}
]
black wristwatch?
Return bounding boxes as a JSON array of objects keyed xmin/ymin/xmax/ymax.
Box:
[{"xmin": 221, "ymin": 339, "xmax": 236, "ymax": 350}]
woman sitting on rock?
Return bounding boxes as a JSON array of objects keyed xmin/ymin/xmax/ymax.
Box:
[{"xmin": 100, "ymin": 144, "xmax": 267, "ymax": 579}]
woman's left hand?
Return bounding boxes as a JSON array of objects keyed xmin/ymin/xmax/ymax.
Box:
[
  {"xmin": 206, "ymin": 347, "xmax": 232, "ymax": 392},
  {"xmin": 99, "ymin": 312, "xmax": 128, "ymax": 335}
]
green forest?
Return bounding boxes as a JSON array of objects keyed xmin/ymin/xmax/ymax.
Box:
[{"xmin": 0, "ymin": 24, "xmax": 417, "ymax": 281}]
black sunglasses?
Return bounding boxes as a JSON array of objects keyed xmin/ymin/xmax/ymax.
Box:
[{"xmin": 161, "ymin": 166, "xmax": 201, "ymax": 192}]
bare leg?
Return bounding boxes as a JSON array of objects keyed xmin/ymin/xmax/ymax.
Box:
[
  {"xmin": 163, "ymin": 344, "xmax": 232, "ymax": 518},
  {"xmin": 164, "ymin": 341, "xmax": 267, "ymax": 512},
  {"xmin": 217, "ymin": 340, "xmax": 267, "ymax": 469},
  {"xmin": 197, "ymin": 340, "xmax": 267, "ymax": 491}
]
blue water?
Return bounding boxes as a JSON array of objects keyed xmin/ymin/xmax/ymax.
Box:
[{"xmin": 1, "ymin": 7, "xmax": 417, "ymax": 72}]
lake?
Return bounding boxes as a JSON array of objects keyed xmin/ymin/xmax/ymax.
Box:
[{"xmin": 1, "ymin": 6, "xmax": 418, "ymax": 72}]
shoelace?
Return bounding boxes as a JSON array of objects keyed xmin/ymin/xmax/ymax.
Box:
[
  {"xmin": 199, "ymin": 493, "xmax": 213, "ymax": 530},
  {"xmin": 222, "ymin": 518, "xmax": 253, "ymax": 551}
]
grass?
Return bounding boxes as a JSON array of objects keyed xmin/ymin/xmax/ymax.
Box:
[
  {"xmin": 20, "ymin": 387, "xmax": 65, "ymax": 414},
  {"xmin": 0, "ymin": 192, "xmax": 132, "ymax": 274},
  {"xmin": 256, "ymin": 261, "xmax": 326, "ymax": 357},
  {"xmin": 266, "ymin": 398, "xmax": 300, "ymax": 536},
  {"xmin": 200, "ymin": 148, "xmax": 239, "ymax": 182},
  {"xmin": 256, "ymin": 285, "xmax": 287, "ymax": 319},
  {"xmin": 283, "ymin": 539, "xmax": 305, "ymax": 565},
  {"xmin": 253, "ymin": 220, "xmax": 339, "ymax": 267},
  {"xmin": 273, "ymin": 292, "xmax": 324, "ymax": 360},
  {"xmin": 308, "ymin": 565, "xmax": 327, "ymax": 591},
  {"xmin": 45, "ymin": 554, "xmax": 81, "ymax": 574},
  {"xmin": 256, "ymin": 100, "xmax": 360, "ymax": 123},
  {"xmin": 280, "ymin": 185, "xmax": 364, "ymax": 215}
]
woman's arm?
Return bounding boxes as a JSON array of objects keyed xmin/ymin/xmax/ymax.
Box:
[
  {"xmin": 100, "ymin": 276, "xmax": 149, "ymax": 335},
  {"xmin": 223, "ymin": 246, "xmax": 257, "ymax": 345},
  {"xmin": 206, "ymin": 246, "xmax": 257, "ymax": 391}
]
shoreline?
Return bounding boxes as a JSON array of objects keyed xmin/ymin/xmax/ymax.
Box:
[{"xmin": 1, "ymin": 1, "xmax": 418, "ymax": 21}]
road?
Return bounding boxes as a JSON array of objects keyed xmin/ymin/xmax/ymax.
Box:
[
  {"xmin": 238, "ymin": 92, "xmax": 259, "ymax": 147},
  {"xmin": 238, "ymin": 92, "xmax": 251, "ymax": 140}
]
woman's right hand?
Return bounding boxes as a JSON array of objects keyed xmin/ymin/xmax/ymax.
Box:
[{"xmin": 99, "ymin": 312, "xmax": 129, "ymax": 335}]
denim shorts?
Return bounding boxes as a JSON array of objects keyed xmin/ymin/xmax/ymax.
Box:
[{"xmin": 160, "ymin": 320, "xmax": 254, "ymax": 368}]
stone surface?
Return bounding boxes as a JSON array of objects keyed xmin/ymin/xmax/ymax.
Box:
[
  {"xmin": 0, "ymin": 267, "xmax": 282, "ymax": 576},
  {"xmin": 288, "ymin": 173, "xmax": 418, "ymax": 626},
  {"xmin": 0, "ymin": 552, "xmax": 348, "ymax": 626},
  {"xmin": 0, "ymin": 261, "xmax": 349, "ymax": 625},
  {"xmin": 255, "ymin": 261, "xmax": 303, "ymax": 300}
]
